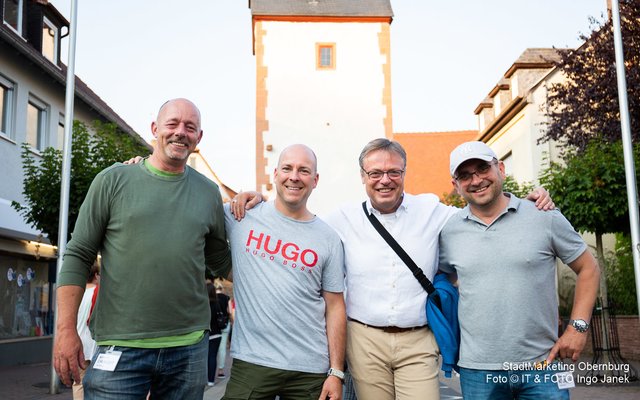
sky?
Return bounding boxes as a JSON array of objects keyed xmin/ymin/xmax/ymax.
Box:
[{"xmin": 49, "ymin": 0, "xmax": 607, "ymax": 191}]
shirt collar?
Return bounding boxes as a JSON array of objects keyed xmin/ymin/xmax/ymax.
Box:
[
  {"xmin": 459, "ymin": 192, "xmax": 520, "ymax": 220},
  {"xmin": 365, "ymin": 193, "xmax": 409, "ymax": 217}
]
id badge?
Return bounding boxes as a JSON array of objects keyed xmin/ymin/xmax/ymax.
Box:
[
  {"xmin": 93, "ymin": 346, "xmax": 122, "ymax": 372},
  {"xmin": 555, "ymin": 370, "xmax": 575, "ymax": 389}
]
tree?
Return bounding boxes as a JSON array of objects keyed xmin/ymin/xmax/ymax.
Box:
[
  {"xmin": 539, "ymin": 139, "xmax": 640, "ymax": 308},
  {"xmin": 541, "ymin": 0, "xmax": 639, "ymax": 151},
  {"xmin": 12, "ymin": 121, "xmax": 150, "ymax": 246}
]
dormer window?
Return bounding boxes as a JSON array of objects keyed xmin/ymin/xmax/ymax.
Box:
[
  {"xmin": 42, "ymin": 17, "xmax": 58, "ymax": 63},
  {"xmin": 3, "ymin": 0, "xmax": 23, "ymax": 34}
]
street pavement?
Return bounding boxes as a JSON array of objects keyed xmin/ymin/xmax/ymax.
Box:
[{"xmin": 1, "ymin": 355, "xmax": 638, "ymax": 399}]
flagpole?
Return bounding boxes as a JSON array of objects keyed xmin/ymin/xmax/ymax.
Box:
[
  {"xmin": 50, "ymin": 0, "xmax": 79, "ymax": 394},
  {"xmin": 610, "ymin": 0, "xmax": 640, "ymax": 318}
]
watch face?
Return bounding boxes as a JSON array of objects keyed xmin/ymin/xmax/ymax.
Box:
[{"xmin": 572, "ymin": 319, "xmax": 589, "ymax": 332}]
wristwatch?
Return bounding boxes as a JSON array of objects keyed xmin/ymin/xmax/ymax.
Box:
[
  {"xmin": 327, "ymin": 368, "xmax": 345, "ymax": 381},
  {"xmin": 570, "ymin": 319, "xmax": 590, "ymax": 333}
]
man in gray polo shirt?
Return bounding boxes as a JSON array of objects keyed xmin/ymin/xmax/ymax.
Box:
[{"xmin": 439, "ymin": 141, "xmax": 600, "ymax": 400}]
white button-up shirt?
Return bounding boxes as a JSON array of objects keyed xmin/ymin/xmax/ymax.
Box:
[{"xmin": 324, "ymin": 193, "xmax": 458, "ymax": 328}]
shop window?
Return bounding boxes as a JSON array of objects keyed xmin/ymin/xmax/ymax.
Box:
[{"xmin": 0, "ymin": 255, "xmax": 53, "ymax": 339}]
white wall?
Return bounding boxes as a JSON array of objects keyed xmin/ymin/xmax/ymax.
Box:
[{"xmin": 258, "ymin": 21, "xmax": 390, "ymax": 215}]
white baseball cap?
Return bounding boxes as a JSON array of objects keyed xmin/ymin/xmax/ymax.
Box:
[{"xmin": 450, "ymin": 141, "xmax": 497, "ymax": 177}]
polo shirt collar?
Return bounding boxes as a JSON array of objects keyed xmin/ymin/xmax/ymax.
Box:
[{"xmin": 460, "ymin": 192, "xmax": 520, "ymax": 221}]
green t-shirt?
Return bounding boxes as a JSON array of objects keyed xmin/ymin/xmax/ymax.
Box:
[{"xmin": 59, "ymin": 161, "xmax": 231, "ymax": 342}]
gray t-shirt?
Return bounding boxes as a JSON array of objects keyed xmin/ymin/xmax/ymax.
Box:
[
  {"xmin": 439, "ymin": 194, "xmax": 586, "ymax": 370},
  {"xmin": 225, "ymin": 201, "xmax": 345, "ymax": 373}
]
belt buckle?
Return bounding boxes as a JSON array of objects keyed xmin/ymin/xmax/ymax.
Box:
[{"xmin": 382, "ymin": 326, "xmax": 405, "ymax": 333}]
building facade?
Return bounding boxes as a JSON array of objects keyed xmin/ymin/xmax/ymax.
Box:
[
  {"xmin": 394, "ymin": 130, "xmax": 478, "ymax": 199},
  {"xmin": 0, "ymin": 0, "xmax": 147, "ymax": 366},
  {"xmin": 249, "ymin": 0, "xmax": 394, "ymax": 215},
  {"xmin": 473, "ymin": 48, "xmax": 565, "ymax": 182}
]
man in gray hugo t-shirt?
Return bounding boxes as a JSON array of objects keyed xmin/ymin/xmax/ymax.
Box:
[
  {"xmin": 438, "ymin": 141, "xmax": 600, "ymax": 400},
  {"xmin": 222, "ymin": 144, "xmax": 346, "ymax": 400}
]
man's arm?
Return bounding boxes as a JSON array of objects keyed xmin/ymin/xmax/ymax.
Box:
[
  {"xmin": 546, "ymin": 250, "xmax": 600, "ymax": 363},
  {"xmin": 230, "ymin": 191, "xmax": 264, "ymax": 220},
  {"xmin": 54, "ymin": 285, "xmax": 86, "ymax": 386},
  {"xmin": 525, "ymin": 187, "xmax": 555, "ymax": 210},
  {"xmin": 319, "ymin": 291, "xmax": 346, "ymax": 400},
  {"xmin": 205, "ymin": 191, "xmax": 233, "ymax": 278}
]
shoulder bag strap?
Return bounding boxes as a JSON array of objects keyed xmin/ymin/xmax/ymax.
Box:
[{"xmin": 362, "ymin": 201, "xmax": 435, "ymax": 294}]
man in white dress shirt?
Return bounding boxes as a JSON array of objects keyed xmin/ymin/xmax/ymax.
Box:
[{"xmin": 322, "ymin": 138, "xmax": 455, "ymax": 399}]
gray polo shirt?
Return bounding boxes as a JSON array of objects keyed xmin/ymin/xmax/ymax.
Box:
[{"xmin": 439, "ymin": 194, "xmax": 586, "ymax": 370}]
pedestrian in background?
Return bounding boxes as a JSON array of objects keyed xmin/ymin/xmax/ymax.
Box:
[
  {"xmin": 207, "ymin": 281, "xmax": 225, "ymax": 386},
  {"xmin": 72, "ymin": 261, "xmax": 99, "ymax": 400},
  {"xmin": 215, "ymin": 280, "xmax": 232, "ymax": 379}
]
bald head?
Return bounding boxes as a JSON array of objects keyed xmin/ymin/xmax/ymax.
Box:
[
  {"xmin": 157, "ymin": 98, "xmax": 201, "ymax": 128},
  {"xmin": 273, "ymin": 144, "xmax": 319, "ymax": 219},
  {"xmin": 277, "ymin": 144, "xmax": 318, "ymax": 173}
]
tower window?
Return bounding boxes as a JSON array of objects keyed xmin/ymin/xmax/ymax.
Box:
[{"xmin": 316, "ymin": 43, "xmax": 336, "ymax": 70}]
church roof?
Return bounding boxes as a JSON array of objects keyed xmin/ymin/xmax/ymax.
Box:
[{"xmin": 249, "ymin": 0, "xmax": 393, "ymax": 18}]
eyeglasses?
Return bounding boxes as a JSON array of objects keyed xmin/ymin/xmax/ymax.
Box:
[
  {"xmin": 454, "ymin": 161, "xmax": 497, "ymax": 183},
  {"xmin": 362, "ymin": 169, "xmax": 405, "ymax": 180}
]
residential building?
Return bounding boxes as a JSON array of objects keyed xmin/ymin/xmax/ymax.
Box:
[
  {"xmin": 0, "ymin": 0, "xmax": 147, "ymax": 366},
  {"xmin": 249, "ymin": 0, "xmax": 394, "ymax": 215},
  {"xmin": 473, "ymin": 48, "xmax": 566, "ymax": 182}
]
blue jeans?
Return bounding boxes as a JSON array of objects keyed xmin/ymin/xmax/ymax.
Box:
[
  {"xmin": 459, "ymin": 366, "xmax": 570, "ymax": 400},
  {"xmin": 83, "ymin": 335, "xmax": 208, "ymax": 400}
]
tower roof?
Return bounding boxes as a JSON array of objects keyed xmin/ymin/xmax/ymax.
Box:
[{"xmin": 249, "ymin": 0, "xmax": 393, "ymax": 18}]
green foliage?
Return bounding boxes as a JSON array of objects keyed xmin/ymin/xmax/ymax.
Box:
[
  {"xmin": 539, "ymin": 139, "xmax": 637, "ymax": 236},
  {"xmin": 441, "ymin": 189, "xmax": 466, "ymax": 208},
  {"xmin": 541, "ymin": 0, "xmax": 640, "ymax": 150},
  {"xmin": 606, "ymin": 234, "xmax": 639, "ymax": 315},
  {"xmin": 12, "ymin": 121, "xmax": 150, "ymax": 246},
  {"xmin": 502, "ymin": 175, "xmax": 535, "ymax": 198}
]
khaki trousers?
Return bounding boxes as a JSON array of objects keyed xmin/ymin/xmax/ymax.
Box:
[
  {"xmin": 72, "ymin": 367, "xmax": 87, "ymax": 400},
  {"xmin": 346, "ymin": 320, "xmax": 440, "ymax": 400}
]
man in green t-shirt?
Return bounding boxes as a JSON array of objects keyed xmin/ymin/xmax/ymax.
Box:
[{"xmin": 53, "ymin": 98, "xmax": 232, "ymax": 399}]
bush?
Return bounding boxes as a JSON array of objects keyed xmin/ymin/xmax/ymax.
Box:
[{"xmin": 606, "ymin": 234, "xmax": 639, "ymax": 315}]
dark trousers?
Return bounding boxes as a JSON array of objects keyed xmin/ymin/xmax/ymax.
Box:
[{"xmin": 208, "ymin": 336, "xmax": 222, "ymax": 383}]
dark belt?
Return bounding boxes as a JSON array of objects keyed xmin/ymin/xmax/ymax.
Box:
[{"xmin": 348, "ymin": 318, "xmax": 427, "ymax": 334}]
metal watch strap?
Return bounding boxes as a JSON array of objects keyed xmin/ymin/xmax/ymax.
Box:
[{"xmin": 327, "ymin": 368, "xmax": 344, "ymax": 380}]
